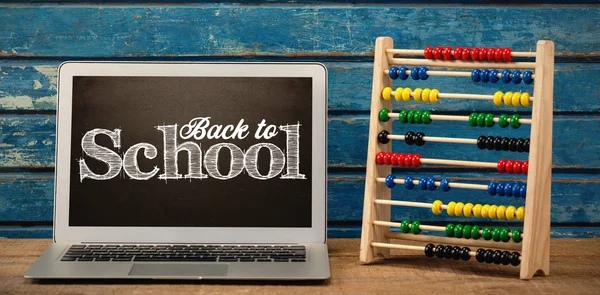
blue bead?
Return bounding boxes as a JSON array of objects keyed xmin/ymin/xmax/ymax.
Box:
[
  {"xmin": 512, "ymin": 70, "xmax": 522, "ymax": 84},
  {"xmin": 489, "ymin": 69, "xmax": 500, "ymax": 83},
  {"xmin": 519, "ymin": 184, "xmax": 527, "ymax": 198},
  {"xmin": 440, "ymin": 178, "xmax": 450, "ymax": 192},
  {"xmin": 487, "ymin": 182, "xmax": 497, "ymax": 195},
  {"xmin": 504, "ymin": 182, "xmax": 513, "ymax": 196},
  {"xmin": 497, "ymin": 182, "xmax": 506, "ymax": 196},
  {"xmin": 411, "ymin": 67, "xmax": 420, "ymax": 80},
  {"xmin": 471, "ymin": 69, "xmax": 481, "ymax": 82},
  {"xmin": 405, "ymin": 176, "xmax": 415, "ymax": 190},
  {"xmin": 512, "ymin": 183, "xmax": 521, "ymax": 197},
  {"xmin": 523, "ymin": 70, "xmax": 533, "ymax": 84},
  {"xmin": 501, "ymin": 70, "xmax": 512, "ymax": 83},
  {"xmin": 385, "ymin": 174, "xmax": 396, "ymax": 188},
  {"xmin": 419, "ymin": 177, "xmax": 428, "ymax": 190},
  {"xmin": 427, "ymin": 177, "xmax": 437, "ymax": 191},
  {"xmin": 480, "ymin": 69, "xmax": 490, "ymax": 83},
  {"xmin": 399, "ymin": 66, "xmax": 409, "ymax": 80},
  {"xmin": 389, "ymin": 66, "xmax": 399, "ymax": 79},
  {"xmin": 418, "ymin": 66, "xmax": 429, "ymax": 80}
]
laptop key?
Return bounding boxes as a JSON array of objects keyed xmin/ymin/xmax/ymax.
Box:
[
  {"xmin": 274, "ymin": 259, "xmax": 289, "ymax": 262},
  {"xmin": 70, "ymin": 245, "xmax": 86, "ymax": 249},
  {"xmin": 291, "ymin": 259, "xmax": 306, "ymax": 262},
  {"xmin": 77, "ymin": 257, "xmax": 94, "ymax": 261},
  {"xmin": 113, "ymin": 257, "xmax": 133, "ymax": 262},
  {"xmin": 256, "ymin": 259, "xmax": 272, "ymax": 262},
  {"xmin": 95, "ymin": 257, "xmax": 111, "ymax": 261},
  {"xmin": 219, "ymin": 258, "xmax": 238, "ymax": 262},
  {"xmin": 61, "ymin": 256, "xmax": 77, "ymax": 261}
]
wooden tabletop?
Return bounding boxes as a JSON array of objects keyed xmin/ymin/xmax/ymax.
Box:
[{"xmin": 2, "ymin": 239, "xmax": 600, "ymax": 294}]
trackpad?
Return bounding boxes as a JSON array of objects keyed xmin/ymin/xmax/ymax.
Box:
[{"xmin": 129, "ymin": 263, "xmax": 228, "ymax": 277}]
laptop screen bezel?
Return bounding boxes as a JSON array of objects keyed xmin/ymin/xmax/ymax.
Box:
[{"xmin": 53, "ymin": 62, "xmax": 327, "ymax": 244}]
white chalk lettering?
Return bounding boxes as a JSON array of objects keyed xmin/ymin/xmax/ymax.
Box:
[
  {"xmin": 157, "ymin": 124, "xmax": 208, "ymax": 180},
  {"xmin": 204, "ymin": 143, "xmax": 245, "ymax": 180},
  {"xmin": 244, "ymin": 143, "xmax": 285, "ymax": 180},
  {"xmin": 279, "ymin": 122, "xmax": 306, "ymax": 179},
  {"xmin": 179, "ymin": 117, "xmax": 249, "ymax": 140},
  {"xmin": 122, "ymin": 143, "xmax": 160, "ymax": 180},
  {"xmin": 79, "ymin": 128, "xmax": 123, "ymax": 182}
]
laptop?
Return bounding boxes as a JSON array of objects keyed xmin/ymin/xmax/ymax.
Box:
[{"xmin": 25, "ymin": 62, "xmax": 330, "ymax": 280}]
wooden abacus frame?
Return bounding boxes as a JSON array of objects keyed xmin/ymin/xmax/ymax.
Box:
[{"xmin": 359, "ymin": 37, "xmax": 554, "ymax": 280}]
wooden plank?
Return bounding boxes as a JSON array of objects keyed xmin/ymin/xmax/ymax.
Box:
[
  {"xmin": 0, "ymin": 5, "xmax": 598, "ymax": 58},
  {"xmin": 2, "ymin": 63, "xmax": 600, "ymax": 112}
]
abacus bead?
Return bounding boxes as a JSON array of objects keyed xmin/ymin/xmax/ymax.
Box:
[
  {"xmin": 494, "ymin": 48, "xmax": 503, "ymax": 61},
  {"xmin": 435, "ymin": 245, "xmax": 445, "ymax": 258},
  {"xmin": 398, "ymin": 110, "xmax": 408, "ymax": 123},
  {"xmin": 512, "ymin": 183, "xmax": 521, "ymax": 197},
  {"xmin": 429, "ymin": 89, "xmax": 440, "ymax": 103},
  {"xmin": 443, "ymin": 46, "xmax": 453, "ymax": 60},
  {"xmin": 413, "ymin": 110, "xmax": 423, "ymax": 124},
  {"xmin": 502, "ymin": 48, "xmax": 513, "ymax": 62},
  {"xmin": 422, "ymin": 111, "xmax": 432, "ymax": 124},
  {"xmin": 523, "ymin": 70, "xmax": 534, "ymax": 84},
  {"xmin": 413, "ymin": 88, "xmax": 423, "ymax": 101},
  {"xmin": 479, "ymin": 47, "xmax": 488, "ymax": 61},
  {"xmin": 493, "ymin": 250, "xmax": 503, "ymax": 264},
  {"xmin": 500, "ymin": 228, "xmax": 510, "ymax": 242},
  {"xmin": 412, "ymin": 154, "xmax": 422, "ymax": 167},
  {"xmin": 512, "ymin": 229, "xmax": 523, "ymax": 243},
  {"xmin": 471, "ymin": 225, "xmax": 481, "ymax": 240},
  {"xmin": 443, "ymin": 246, "xmax": 453, "ymax": 259},
  {"xmin": 471, "ymin": 69, "xmax": 481, "ymax": 82},
  {"xmin": 461, "ymin": 47, "xmax": 471, "ymax": 61},
  {"xmin": 476, "ymin": 113, "xmax": 485, "ymax": 127},
  {"xmin": 505, "ymin": 206, "xmax": 516, "ymax": 220},
  {"xmin": 424, "ymin": 46, "xmax": 434, "ymax": 59},
  {"xmin": 497, "ymin": 159, "xmax": 506, "ymax": 173},
  {"xmin": 512, "ymin": 70, "xmax": 522, "ymax": 84},
  {"xmin": 493, "ymin": 136, "xmax": 502, "ymax": 151},
  {"xmin": 482, "ymin": 227, "xmax": 493, "ymax": 240},
  {"xmin": 419, "ymin": 67, "xmax": 429, "ymax": 80},
  {"xmin": 446, "ymin": 223, "xmax": 455, "ymax": 237},
  {"xmin": 493, "ymin": 91, "xmax": 504, "ymax": 106},
  {"xmin": 501, "ymin": 251, "xmax": 511, "ymax": 265},
  {"xmin": 520, "ymin": 184, "xmax": 527, "ymax": 198},
  {"xmin": 487, "ymin": 48, "xmax": 496, "ymax": 61},
  {"xmin": 480, "ymin": 69, "xmax": 490, "ymax": 83},
  {"xmin": 378, "ymin": 130, "xmax": 390, "ymax": 144},
  {"xmin": 451, "ymin": 246, "xmax": 462, "ymax": 260},
  {"xmin": 483, "ymin": 114, "xmax": 494, "ymax": 127},
  {"xmin": 489, "ymin": 205, "xmax": 499, "ymax": 219},
  {"xmin": 516, "ymin": 138, "xmax": 525, "ymax": 153},
  {"xmin": 510, "ymin": 252, "xmax": 521, "ymax": 266},
  {"xmin": 375, "ymin": 152, "xmax": 384, "ymax": 165},
  {"xmin": 511, "ymin": 92, "xmax": 521, "ymax": 106},
  {"xmin": 427, "ymin": 177, "xmax": 437, "ymax": 191},
  {"xmin": 400, "ymin": 220, "xmax": 411, "ymax": 233},
  {"xmin": 504, "ymin": 182, "xmax": 513, "ymax": 197},
  {"xmin": 489, "ymin": 69, "xmax": 500, "ymax": 83},
  {"xmin": 399, "ymin": 66, "xmax": 409, "ymax": 80},
  {"xmin": 403, "ymin": 154, "xmax": 413, "ymax": 167},
  {"xmin": 419, "ymin": 177, "xmax": 428, "ymax": 190},
  {"xmin": 487, "ymin": 182, "xmax": 497, "ymax": 195},
  {"xmin": 424, "ymin": 243, "xmax": 435, "ymax": 257},
  {"xmin": 405, "ymin": 131, "xmax": 415, "ymax": 145},
  {"xmin": 464, "ymin": 203, "xmax": 474, "ymax": 218},
  {"xmin": 470, "ymin": 47, "xmax": 480, "ymax": 61},
  {"xmin": 411, "ymin": 67, "xmax": 420, "ymax": 80},
  {"xmin": 497, "ymin": 205, "xmax": 507, "ymax": 220},
  {"xmin": 516, "ymin": 206, "xmax": 525, "ymax": 221},
  {"xmin": 389, "ymin": 66, "xmax": 399, "ymax": 79},
  {"xmin": 508, "ymin": 139, "xmax": 517, "ymax": 152},
  {"xmin": 390, "ymin": 153, "xmax": 400, "ymax": 166},
  {"xmin": 501, "ymin": 137, "xmax": 510, "ymax": 151},
  {"xmin": 379, "ymin": 108, "xmax": 390, "ymax": 122},
  {"xmin": 485, "ymin": 136, "xmax": 495, "ymax": 150},
  {"xmin": 394, "ymin": 87, "xmax": 403, "ymax": 101},
  {"xmin": 501, "ymin": 70, "xmax": 512, "ymax": 83},
  {"xmin": 382, "ymin": 87, "xmax": 392, "ymax": 100},
  {"xmin": 522, "ymin": 161, "xmax": 529, "ymax": 174},
  {"xmin": 432, "ymin": 200, "xmax": 443, "ymax": 215},
  {"xmin": 402, "ymin": 88, "xmax": 412, "ymax": 101},
  {"xmin": 484, "ymin": 249, "xmax": 494, "ymax": 264},
  {"xmin": 492, "ymin": 228, "xmax": 501, "ymax": 241},
  {"xmin": 447, "ymin": 202, "xmax": 456, "ymax": 216},
  {"xmin": 497, "ymin": 182, "xmax": 505, "ymax": 196},
  {"xmin": 463, "ymin": 224, "xmax": 472, "ymax": 239},
  {"xmin": 414, "ymin": 132, "xmax": 426, "ymax": 146},
  {"xmin": 476, "ymin": 248, "xmax": 486, "ymax": 262},
  {"xmin": 469, "ymin": 113, "xmax": 478, "ymax": 126},
  {"xmin": 385, "ymin": 174, "xmax": 396, "ymax": 188},
  {"xmin": 433, "ymin": 46, "xmax": 444, "ymax": 59},
  {"xmin": 521, "ymin": 92, "xmax": 531, "ymax": 107},
  {"xmin": 411, "ymin": 221, "xmax": 422, "ymax": 234},
  {"xmin": 461, "ymin": 247, "xmax": 471, "ymax": 261},
  {"xmin": 498, "ymin": 114, "xmax": 509, "ymax": 128},
  {"xmin": 454, "ymin": 224, "xmax": 464, "ymax": 238},
  {"xmin": 421, "ymin": 88, "xmax": 431, "ymax": 102},
  {"xmin": 397, "ymin": 154, "xmax": 405, "ymax": 167},
  {"xmin": 407, "ymin": 111, "xmax": 415, "ymax": 124},
  {"xmin": 454, "ymin": 202, "xmax": 465, "ymax": 217},
  {"xmin": 503, "ymin": 91, "xmax": 513, "ymax": 106},
  {"xmin": 453, "ymin": 47, "xmax": 463, "ymax": 60},
  {"xmin": 472, "ymin": 204, "xmax": 482, "ymax": 218},
  {"xmin": 510, "ymin": 114, "xmax": 521, "ymax": 129},
  {"xmin": 440, "ymin": 178, "xmax": 451, "ymax": 192}
]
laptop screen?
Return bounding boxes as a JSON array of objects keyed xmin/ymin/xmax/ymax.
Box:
[{"xmin": 68, "ymin": 76, "xmax": 312, "ymax": 228}]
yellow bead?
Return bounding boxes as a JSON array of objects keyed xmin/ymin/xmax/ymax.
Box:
[
  {"xmin": 488, "ymin": 205, "xmax": 498, "ymax": 219},
  {"xmin": 382, "ymin": 87, "xmax": 392, "ymax": 100},
  {"xmin": 454, "ymin": 202, "xmax": 465, "ymax": 217},
  {"xmin": 493, "ymin": 91, "xmax": 504, "ymax": 106},
  {"xmin": 394, "ymin": 87, "xmax": 403, "ymax": 101},
  {"xmin": 463, "ymin": 203, "xmax": 474, "ymax": 218},
  {"xmin": 413, "ymin": 88, "xmax": 423, "ymax": 101},
  {"xmin": 503, "ymin": 92, "xmax": 513, "ymax": 106},
  {"xmin": 429, "ymin": 89, "xmax": 440, "ymax": 103},
  {"xmin": 496, "ymin": 205, "xmax": 507, "ymax": 220},
  {"xmin": 521, "ymin": 92, "xmax": 531, "ymax": 107},
  {"xmin": 516, "ymin": 206, "xmax": 525, "ymax": 221},
  {"xmin": 505, "ymin": 206, "xmax": 516, "ymax": 220},
  {"xmin": 447, "ymin": 201, "xmax": 456, "ymax": 216},
  {"xmin": 472, "ymin": 204, "xmax": 483, "ymax": 218},
  {"xmin": 511, "ymin": 92, "xmax": 521, "ymax": 107},
  {"xmin": 422, "ymin": 88, "xmax": 431, "ymax": 102},
  {"xmin": 481, "ymin": 204, "xmax": 491, "ymax": 218},
  {"xmin": 402, "ymin": 88, "xmax": 412, "ymax": 101},
  {"xmin": 431, "ymin": 200, "xmax": 443, "ymax": 215}
]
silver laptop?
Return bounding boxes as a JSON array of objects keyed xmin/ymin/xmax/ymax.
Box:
[{"xmin": 25, "ymin": 62, "xmax": 330, "ymax": 280}]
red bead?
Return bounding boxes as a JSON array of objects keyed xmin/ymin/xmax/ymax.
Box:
[
  {"xmin": 522, "ymin": 161, "xmax": 529, "ymax": 175},
  {"xmin": 443, "ymin": 46, "xmax": 453, "ymax": 60},
  {"xmin": 462, "ymin": 47, "xmax": 471, "ymax": 61},
  {"xmin": 503, "ymin": 48, "xmax": 513, "ymax": 62},
  {"xmin": 383, "ymin": 152, "xmax": 392, "ymax": 165},
  {"xmin": 505, "ymin": 160, "xmax": 515, "ymax": 173},
  {"xmin": 453, "ymin": 47, "xmax": 463, "ymax": 60},
  {"xmin": 424, "ymin": 46, "xmax": 434, "ymax": 59},
  {"xmin": 479, "ymin": 47, "xmax": 488, "ymax": 61},
  {"xmin": 470, "ymin": 47, "xmax": 480, "ymax": 61},
  {"xmin": 497, "ymin": 159, "xmax": 506, "ymax": 173},
  {"xmin": 494, "ymin": 48, "xmax": 503, "ymax": 61},
  {"xmin": 403, "ymin": 154, "xmax": 413, "ymax": 167},
  {"xmin": 513, "ymin": 160, "xmax": 522, "ymax": 174},
  {"xmin": 376, "ymin": 152, "xmax": 385, "ymax": 165},
  {"xmin": 390, "ymin": 153, "xmax": 400, "ymax": 166},
  {"xmin": 487, "ymin": 48, "xmax": 496, "ymax": 61},
  {"xmin": 412, "ymin": 154, "xmax": 421, "ymax": 167},
  {"xmin": 397, "ymin": 154, "xmax": 405, "ymax": 167},
  {"xmin": 433, "ymin": 46, "xmax": 443, "ymax": 59}
]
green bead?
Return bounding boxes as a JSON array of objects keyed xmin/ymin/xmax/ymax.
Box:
[
  {"xmin": 422, "ymin": 111, "xmax": 432, "ymax": 124},
  {"xmin": 400, "ymin": 220, "xmax": 411, "ymax": 233},
  {"xmin": 413, "ymin": 110, "xmax": 423, "ymax": 124},
  {"xmin": 500, "ymin": 228, "xmax": 510, "ymax": 242},
  {"xmin": 492, "ymin": 228, "xmax": 501, "ymax": 242},
  {"xmin": 462, "ymin": 225, "xmax": 472, "ymax": 239},
  {"xmin": 471, "ymin": 225, "xmax": 481, "ymax": 240},
  {"xmin": 484, "ymin": 113, "xmax": 495, "ymax": 127},
  {"xmin": 510, "ymin": 114, "xmax": 521, "ymax": 129},
  {"xmin": 399, "ymin": 110, "xmax": 408, "ymax": 123},
  {"xmin": 411, "ymin": 221, "xmax": 421, "ymax": 234},
  {"xmin": 468, "ymin": 113, "xmax": 478, "ymax": 127},
  {"xmin": 476, "ymin": 113, "xmax": 486, "ymax": 127},
  {"xmin": 512, "ymin": 229, "xmax": 523, "ymax": 243},
  {"xmin": 407, "ymin": 111, "xmax": 415, "ymax": 123},
  {"xmin": 445, "ymin": 223, "xmax": 455, "ymax": 237},
  {"xmin": 498, "ymin": 114, "xmax": 509, "ymax": 128},
  {"xmin": 378, "ymin": 108, "xmax": 390, "ymax": 122},
  {"xmin": 482, "ymin": 227, "xmax": 493, "ymax": 240},
  {"xmin": 453, "ymin": 224, "xmax": 464, "ymax": 238}
]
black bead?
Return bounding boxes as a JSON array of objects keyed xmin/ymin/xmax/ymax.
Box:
[
  {"xmin": 493, "ymin": 137, "xmax": 502, "ymax": 151},
  {"xmin": 424, "ymin": 243, "xmax": 435, "ymax": 257},
  {"xmin": 477, "ymin": 136, "xmax": 486, "ymax": 149},
  {"xmin": 484, "ymin": 249, "xmax": 494, "ymax": 264},
  {"xmin": 501, "ymin": 137, "xmax": 510, "ymax": 151},
  {"xmin": 510, "ymin": 252, "xmax": 521, "ymax": 266},
  {"xmin": 378, "ymin": 130, "xmax": 390, "ymax": 144},
  {"xmin": 485, "ymin": 136, "xmax": 495, "ymax": 150},
  {"xmin": 516, "ymin": 138, "xmax": 525, "ymax": 153},
  {"xmin": 508, "ymin": 138, "xmax": 517, "ymax": 152},
  {"xmin": 492, "ymin": 250, "xmax": 503, "ymax": 265},
  {"xmin": 501, "ymin": 251, "xmax": 511, "ymax": 265},
  {"xmin": 524, "ymin": 139, "xmax": 530, "ymax": 152},
  {"xmin": 475, "ymin": 248, "xmax": 486, "ymax": 263},
  {"xmin": 460, "ymin": 247, "xmax": 471, "ymax": 261},
  {"xmin": 405, "ymin": 131, "xmax": 415, "ymax": 145},
  {"xmin": 443, "ymin": 245, "xmax": 453, "ymax": 259},
  {"xmin": 451, "ymin": 246, "xmax": 461, "ymax": 260},
  {"xmin": 414, "ymin": 132, "xmax": 426, "ymax": 146},
  {"xmin": 435, "ymin": 245, "xmax": 445, "ymax": 258}
]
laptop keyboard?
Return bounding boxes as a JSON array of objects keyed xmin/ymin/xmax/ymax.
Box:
[{"xmin": 61, "ymin": 244, "xmax": 306, "ymax": 262}]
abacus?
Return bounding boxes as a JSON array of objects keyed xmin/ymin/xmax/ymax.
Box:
[{"xmin": 359, "ymin": 37, "xmax": 554, "ymax": 280}]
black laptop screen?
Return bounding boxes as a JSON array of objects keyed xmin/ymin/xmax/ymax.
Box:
[{"xmin": 68, "ymin": 76, "xmax": 312, "ymax": 227}]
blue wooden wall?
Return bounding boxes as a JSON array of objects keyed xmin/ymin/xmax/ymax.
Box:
[{"xmin": 1, "ymin": 2, "xmax": 599, "ymax": 238}]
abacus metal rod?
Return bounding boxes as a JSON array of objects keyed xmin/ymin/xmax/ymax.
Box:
[
  {"xmin": 382, "ymin": 69, "xmax": 536, "ymax": 80},
  {"xmin": 387, "ymin": 134, "xmax": 477, "ymax": 145},
  {"xmin": 386, "ymin": 48, "xmax": 537, "ymax": 58},
  {"xmin": 375, "ymin": 177, "xmax": 489, "ymax": 191},
  {"xmin": 388, "ymin": 90, "xmax": 535, "ymax": 102},
  {"xmin": 387, "ymin": 113, "xmax": 533, "ymax": 125},
  {"xmin": 389, "ymin": 57, "xmax": 536, "ymax": 70},
  {"xmin": 372, "ymin": 220, "xmax": 522, "ymax": 239}
]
